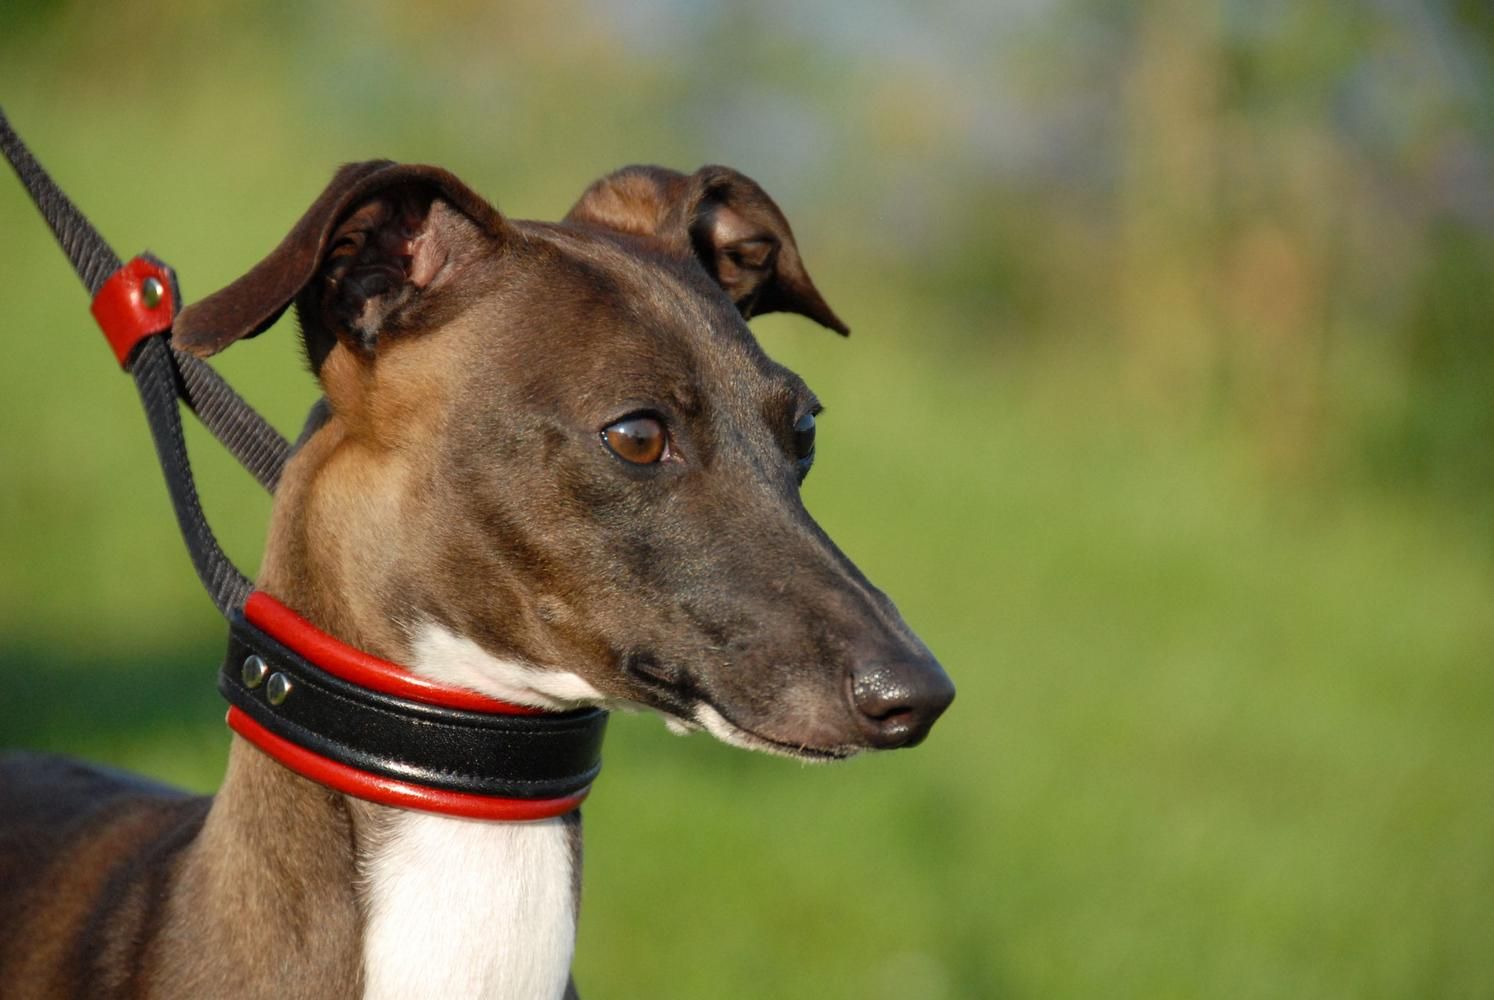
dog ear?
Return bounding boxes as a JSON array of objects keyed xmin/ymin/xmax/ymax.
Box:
[
  {"xmin": 173, "ymin": 162, "xmax": 506, "ymax": 369},
  {"xmin": 565, "ymin": 165, "xmax": 849, "ymax": 335}
]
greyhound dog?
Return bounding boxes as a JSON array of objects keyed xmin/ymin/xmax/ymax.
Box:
[{"xmin": 0, "ymin": 159, "xmax": 954, "ymax": 998}]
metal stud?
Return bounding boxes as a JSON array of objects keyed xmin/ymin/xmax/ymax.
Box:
[
  {"xmin": 266, "ymin": 672, "xmax": 293, "ymax": 706},
  {"xmin": 241, "ymin": 654, "xmax": 269, "ymax": 689},
  {"xmin": 141, "ymin": 276, "xmax": 164, "ymax": 309}
]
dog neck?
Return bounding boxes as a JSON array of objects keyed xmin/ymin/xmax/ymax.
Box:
[
  {"xmin": 181, "ymin": 737, "xmax": 581, "ymax": 1000},
  {"xmin": 362, "ymin": 626, "xmax": 592, "ymax": 998},
  {"xmin": 215, "ymin": 422, "xmax": 586, "ymax": 1000},
  {"xmin": 202, "ymin": 628, "xmax": 587, "ymax": 999}
]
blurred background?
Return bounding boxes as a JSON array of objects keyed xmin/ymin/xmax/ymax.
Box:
[{"xmin": 2, "ymin": 1, "xmax": 1491, "ymax": 996}]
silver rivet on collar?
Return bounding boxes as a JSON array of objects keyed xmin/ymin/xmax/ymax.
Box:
[
  {"xmin": 241, "ymin": 654, "xmax": 268, "ymax": 689},
  {"xmin": 266, "ymin": 672, "xmax": 293, "ymax": 706},
  {"xmin": 141, "ymin": 276, "xmax": 164, "ymax": 309}
]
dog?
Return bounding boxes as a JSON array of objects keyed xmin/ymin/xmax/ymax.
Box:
[{"xmin": 0, "ymin": 159, "xmax": 954, "ymax": 998}]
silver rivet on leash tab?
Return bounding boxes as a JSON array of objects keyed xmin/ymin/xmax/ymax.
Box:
[
  {"xmin": 141, "ymin": 275, "xmax": 164, "ymax": 309},
  {"xmin": 241, "ymin": 655, "xmax": 268, "ymax": 688},
  {"xmin": 266, "ymin": 672, "xmax": 293, "ymax": 706}
]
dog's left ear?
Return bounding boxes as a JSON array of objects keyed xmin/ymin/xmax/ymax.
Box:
[
  {"xmin": 173, "ymin": 161, "xmax": 506, "ymax": 362},
  {"xmin": 565, "ymin": 165, "xmax": 849, "ymax": 335}
]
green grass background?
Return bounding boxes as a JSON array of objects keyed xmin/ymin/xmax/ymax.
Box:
[{"xmin": 2, "ymin": 3, "xmax": 1492, "ymax": 997}]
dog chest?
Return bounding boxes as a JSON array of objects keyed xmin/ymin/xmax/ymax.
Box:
[{"xmin": 360, "ymin": 812, "xmax": 578, "ymax": 1000}]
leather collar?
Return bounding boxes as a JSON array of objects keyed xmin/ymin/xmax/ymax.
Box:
[{"xmin": 218, "ymin": 592, "xmax": 607, "ymax": 821}]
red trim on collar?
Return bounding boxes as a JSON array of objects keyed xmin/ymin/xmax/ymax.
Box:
[
  {"xmin": 227, "ymin": 707, "xmax": 590, "ymax": 821},
  {"xmin": 244, "ymin": 591, "xmax": 543, "ymax": 716}
]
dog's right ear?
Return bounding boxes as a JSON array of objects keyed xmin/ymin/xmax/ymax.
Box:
[
  {"xmin": 565, "ymin": 165, "xmax": 849, "ymax": 335},
  {"xmin": 173, "ymin": 161, "xmax": 505, "ymax": 371}
]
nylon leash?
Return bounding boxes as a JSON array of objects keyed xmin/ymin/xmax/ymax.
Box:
[{"xmin": 0, "ymin": 106, "xmax": 290, "ymax": 615}]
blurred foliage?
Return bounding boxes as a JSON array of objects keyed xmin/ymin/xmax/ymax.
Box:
[{"xmin": 2, "ymin": 1, "xmax": 1491, "ymax": 997}]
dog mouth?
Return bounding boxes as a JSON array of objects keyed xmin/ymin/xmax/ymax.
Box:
[
  {"xmin": 676, "ymin": 703, "xmax": 859, "ymax": 762},
  {"xmin": 622, "ymin": 652, "xmax": 859, "ymax": 762}
]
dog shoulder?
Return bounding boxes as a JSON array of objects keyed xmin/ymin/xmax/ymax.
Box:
[{"xmin": 0, "ymin": 752, "xmax": 209, "ymax": 996}]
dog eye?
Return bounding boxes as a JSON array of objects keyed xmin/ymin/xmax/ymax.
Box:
[
  {"xmin": 793, "ymin": 412, "xmax": 816, "ymax": 460},
  {"xmin": 603, "ymin": 416, "xmax": 667, "ymax": 465}
]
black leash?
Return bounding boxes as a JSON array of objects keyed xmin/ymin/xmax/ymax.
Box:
[{"xmin": 0, "ymin": 106, "xmax": 289, "ymax": 615}]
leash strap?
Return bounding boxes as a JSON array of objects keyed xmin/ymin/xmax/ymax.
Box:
[
  {"xmin": 132, "ymin": 334, "xmax": 255, "ymax": 613},
  {"xmin": 0, "ymin": 106, "xmax": 291, "ymax": 614},
  {"xmin": 0, "ymin": 109, "xmax": 119, "ymax": 296},
  {"xmin": 177, "ymin": 352, "xmax": 290, "ymax": 493},
  {"xmin": 0, "ymin": 109, "xmax": 290, "ymax": 493}
]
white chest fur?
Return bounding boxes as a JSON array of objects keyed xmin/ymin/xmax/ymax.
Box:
[{"xmin": 360, "ymin": 812, "xmax": 577, "ymax": 1000}]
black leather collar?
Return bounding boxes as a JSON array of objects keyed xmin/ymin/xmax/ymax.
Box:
[{"xmin": 218, "ymin": 609, "xmax": 607, "ymax": 807}]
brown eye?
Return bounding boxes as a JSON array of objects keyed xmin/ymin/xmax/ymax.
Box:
[{"xmin": 603, "ymin": 415, "xmax": 667, "ymax": 465}]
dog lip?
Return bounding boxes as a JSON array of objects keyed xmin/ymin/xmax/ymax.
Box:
[
  {"xmin": 621, "ymin": 653, "xmax": 859, "ymax": 761},
  {"xmin": 688, "ymin": 697, "xmax": 861, "ymax": 761},
  {"xmin": 728, "ymin": 724, "xmax": 857, "ymax": 761},
  {"xmin": 627, "ymin": 676, "xmax": 857, "ymax": 760},
  {"xmin": 702, "ymin": 703, "xmax": 859, "ymax": 761}
]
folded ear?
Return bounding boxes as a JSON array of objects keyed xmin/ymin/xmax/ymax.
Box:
[
  {"xmin": 173, "ymin": 161, "xmax": 506, "ymax": 369},
  {"xmin": 564, "ymin": 165, "xmax": 848, "ymax": 335}
]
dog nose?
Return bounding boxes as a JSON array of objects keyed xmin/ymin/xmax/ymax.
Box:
[{"xmin": 847, "ymin": 658, "xmax": 955, "ymax": 749}]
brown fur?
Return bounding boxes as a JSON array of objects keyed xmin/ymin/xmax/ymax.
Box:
[{"xmin": 0, "ymin": 748, "xmax": 365, "ymax": 999}]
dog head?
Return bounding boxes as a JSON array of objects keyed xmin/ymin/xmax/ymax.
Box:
[{"xmin": 175, "ymin": 161, "xmax": 953, "ymax": 758}]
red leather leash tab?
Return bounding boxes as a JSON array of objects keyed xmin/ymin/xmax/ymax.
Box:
[{"xmin": 89, "ymin": 255, "xmax": 176, "ymax": 367}]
